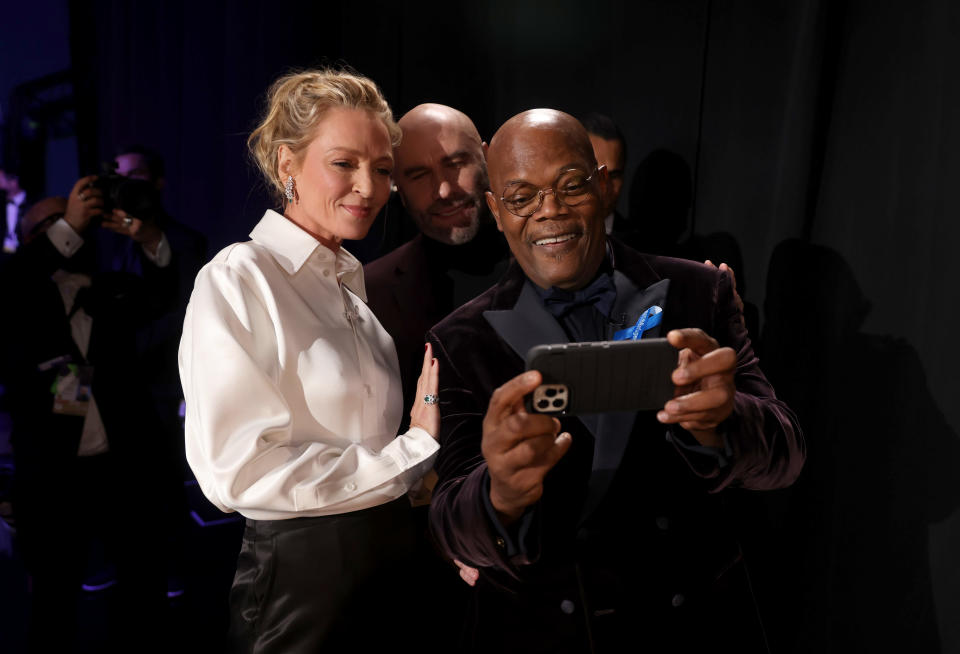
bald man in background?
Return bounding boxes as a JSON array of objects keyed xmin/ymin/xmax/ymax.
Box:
[
  {"xmin": 365, "ymin": 104, "xmax": 509, "ymax": 423},
  {"xmin": 363, "ymin": 104, "xmax": 510, "ymax": 641}
]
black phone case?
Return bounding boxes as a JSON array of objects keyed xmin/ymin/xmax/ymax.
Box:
[{"xmin": 524, "ymin": 338, "xmax": 677, "ymax": 415}]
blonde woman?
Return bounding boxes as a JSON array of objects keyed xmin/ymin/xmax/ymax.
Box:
[{"xmin": 179, "ymin": 70, "xmax": 440, "ymax": 651}]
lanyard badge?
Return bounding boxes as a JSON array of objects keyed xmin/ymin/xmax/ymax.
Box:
[
  {"xmin": 51, "ymin": 363, "xmax": 94, "ymax": 416},
  {"xmin": 613, "ymin": 305, "xmax": 663, "ymax": 341}
]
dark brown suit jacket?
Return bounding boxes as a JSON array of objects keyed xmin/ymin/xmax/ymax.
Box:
[
  {"xmin": 364, "ymin": 230, "xmax": 509, "ymax": 420},
  {"xmin": 364, "ymin": 235, "xmax": 439, "ymax": 417},
  {"xmin": 427, "ymin": 238, "xmax": 804, "ymax": 653}
]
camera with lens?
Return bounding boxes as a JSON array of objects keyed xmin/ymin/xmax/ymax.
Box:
[{"xmin": 91, "ymin": 162, "xmax": 164, "ymax": 224}]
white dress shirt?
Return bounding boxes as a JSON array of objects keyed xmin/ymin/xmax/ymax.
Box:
[
  {"xmin": 604, "ymin": 211, "xmax": 615, "ymax": 235},
  {"xmin": 179, "ymin": 210, "xmax": 438, "ymax": 520},
  {"xmin": 46, "ymin": 218, "xmax": 171, "ymax": 267},
  {"xmin": 49, "ymin": 269, "xmax": 110, "ymax": 457}
]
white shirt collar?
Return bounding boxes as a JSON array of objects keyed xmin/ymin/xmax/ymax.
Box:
[
  {"xmin": 249, "ymin": 209, "xmax": 366, "ymax": 301},
  {"xmin": 604, "ymin": 211, "xmax": 615, "ymax": 235},
  {"xmin": 50, "ymin": 269, "xmax": 93, "ymax": 315}
]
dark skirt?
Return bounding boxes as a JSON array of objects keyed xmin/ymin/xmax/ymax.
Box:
[{"xmin": 228, "ymin": 496, "xmax": 420, "ymax": 653}]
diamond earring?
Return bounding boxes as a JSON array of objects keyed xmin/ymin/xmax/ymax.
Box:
[{"xmin": 284, "ymin": 175, "xmax": 295, "ymax": 202}]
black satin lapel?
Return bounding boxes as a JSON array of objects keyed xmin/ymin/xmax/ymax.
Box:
[
  {"xmin": 608, "ymin": 274, "xmax": 671, "ymax": 340},
  {"xmin": 579, "ymin": 414, "xmax": 600, "ymax": 439},
  {"xmin": 482, "ymin": 281, "xmax": 569, "ymax": 361},
  {"xmin": 579, "ymin": 410, "xmax": 638, "ymax": 525}
]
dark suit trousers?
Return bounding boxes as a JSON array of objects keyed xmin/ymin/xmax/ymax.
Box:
[{"xmin": 228, "ymin": 496, "xmax": 423, "ymax": 653}]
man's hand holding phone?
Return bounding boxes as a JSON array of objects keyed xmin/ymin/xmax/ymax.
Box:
[
  {"xmin": 482, "ymin": 371, "xmax": 572, "ymax": 526},
  {"xmin": 657, "ymin": 328, "xmax": 736, "ymax": 448}
]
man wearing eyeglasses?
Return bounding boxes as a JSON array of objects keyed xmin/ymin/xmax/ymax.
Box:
[{"xmin": 426, "ymin": 109, "xmax": 804, "ymax": 653}]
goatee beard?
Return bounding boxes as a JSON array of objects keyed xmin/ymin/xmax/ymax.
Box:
[{"xmin": 445, "ymin": 221, "xmax": 481, "ymax": 245}]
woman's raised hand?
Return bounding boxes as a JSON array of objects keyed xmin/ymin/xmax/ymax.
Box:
[{"xmin": 409, "ymin": 342, "xmax": 440, "ymax": 439}]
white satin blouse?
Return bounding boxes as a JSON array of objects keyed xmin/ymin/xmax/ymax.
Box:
[{"xmin": 179, "ymin": 210, "xmax": 438, "ymax": 520}]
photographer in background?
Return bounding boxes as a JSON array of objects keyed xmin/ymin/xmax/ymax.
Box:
[
  {"xmin": 112, "ymin": 145, "xmax": 208, "ymax": 600},
  {"xmin": 0, "ymin": 173, "xmax": 178, "ymax": 651},
  {"xmin": 83, "ymin": 171, "xmax": 169, "ymax": 258},
  {"xmin": 112, "ymin": 145, "xmax": 208, "ymax": 417}
]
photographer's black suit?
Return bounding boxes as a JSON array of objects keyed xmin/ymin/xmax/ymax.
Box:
[
  {"xmin": 427, "ymin": 238, "xmax": 805, "ymax": 653},
  {"xmin": 0, "ymin": 231, "xmax": 176, "ymax": 650}
]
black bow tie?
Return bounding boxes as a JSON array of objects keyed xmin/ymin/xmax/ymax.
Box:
[{"xmin": 541, "ymin": 273, "xmax": 617, "ymax": 320}]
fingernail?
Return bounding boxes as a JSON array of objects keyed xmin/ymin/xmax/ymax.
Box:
[
  {"xmin": 675, "ymin": 370, "xmax": 689, "ymax": 382},
  {"xmin": 525, "ymin": 371, "xmax": 538, "ymax": 383},
  {"xmin": 657, "ymin": 411, "xmax": 668, "ymax": 422},
  {"xmin": 665, "ymin": 401, "xmax": 679, "ymax": 413}
]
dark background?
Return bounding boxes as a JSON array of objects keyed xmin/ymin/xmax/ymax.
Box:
[{"xmin": 2, "ymin": 0, "xmax": 958, "ymax": 651}]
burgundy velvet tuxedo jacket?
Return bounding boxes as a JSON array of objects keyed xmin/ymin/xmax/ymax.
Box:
[{"xmin": 426, "ymin": 238, "xmax": 804, "ymax": 653}]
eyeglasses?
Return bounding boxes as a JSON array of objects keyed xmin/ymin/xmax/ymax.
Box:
[{"xmin": 499, "ymin": 166, "xmax": 603, "ymax": 218}]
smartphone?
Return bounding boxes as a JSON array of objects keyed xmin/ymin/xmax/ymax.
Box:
[{"xmin": 524, "ymin": 338, "xmax": 677, "ymax": 415}]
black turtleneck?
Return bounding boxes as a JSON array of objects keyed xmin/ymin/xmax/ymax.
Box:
[{"xmin": 421, "ymin": 219, "xmax": 511, "ymax": 315}]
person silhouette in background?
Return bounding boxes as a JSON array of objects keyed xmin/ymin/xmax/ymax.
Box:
[
  {"xmin": 753, "ymin": 239, "xmax": 960, "ymax": 654},
  {"xmin": 628, "ymin": 148, "xmax": 761, "ymax": 343},
  {"xmin": 627, "ymin": 149, "xmax": 692, "ymax": 257}
]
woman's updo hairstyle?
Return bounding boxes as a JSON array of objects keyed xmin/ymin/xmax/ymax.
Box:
[{"xmin": 248, "ymin": 68, "xmax": 401, "ymax": 203}]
